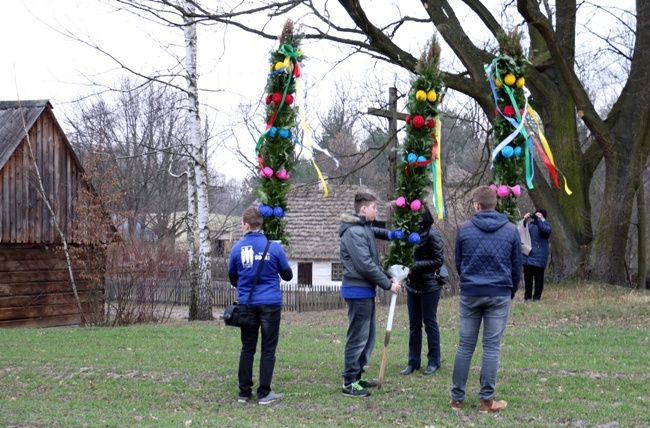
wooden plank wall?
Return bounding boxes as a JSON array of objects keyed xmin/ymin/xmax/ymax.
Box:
[
  {"xmin": 0, "ymin": 245, "xmax": 105, "ymax": 328},
  {"xmin": 0, "ymin": 109, "xmax": 90, "ymax": 245}
]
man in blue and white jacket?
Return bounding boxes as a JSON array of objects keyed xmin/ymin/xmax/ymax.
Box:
[
  {"xmin": 228, "ymin": 207, "xmax": 292, "ymax": 405},
  {"xmin": 450, "ymin": 185, "xmax": 521, "ymax": 414}
]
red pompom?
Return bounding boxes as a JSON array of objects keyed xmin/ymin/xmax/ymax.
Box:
[
  {"xmin": 519, "ymin": 109, "xmax": 525, "ymax": 117},
  {"xmin": 271, "ymin": 93, "xmax": 283, "ymax": 104},
  {"xmin": 265, "ymin": 96, "xmax": 272, "ymax": 105},
  {"xmin": 405, "ymin": 114, "xmax": 412, "ymax": 125},
  {"xmin": 426, "ymin": 118, "xmax": 435, "ymax": 128},
  {"xmin": 284, "ymin": 94, "xmax": 294, "ymax": 105},
  {"xmin": 412, "ymin": 115, "xmax": 425, "ymax": 129},
  {"xmin": 503, "ymin": 105, "xmax": 516, "ymax": 117},
  {"xmin": 495, "ymin": 108, "xmax": 500, "ymax": 116}
]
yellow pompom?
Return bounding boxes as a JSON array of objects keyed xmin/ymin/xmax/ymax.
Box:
[
  {"xmin": 427, "ymin": 90, "xmax": 438, "ymax": 102},
  {"xmin": 516, "ymin": 77, "xmax": 526, "ymax": 88},
  {"xmin": 274, "ymin": 61, "xmax": 285, "ymax": 70},
  {"xmin": 415, "ymin": 90, "xmax": 427, "ymax": 102},
  {"xmin": 504, "ymin": 73, "xmax": 516, "ymax": 86},
  {"xmin": 495, "ymin": 79, "xmax": 502, "ymax": 88}
]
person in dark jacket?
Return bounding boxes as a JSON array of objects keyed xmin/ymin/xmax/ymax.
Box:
[
  {"xmin": 522, "ymin": 209, "xmax": 552, "ymax": 301},
  {"xmin": 339, "ymin": 192, "xmax": 401, "ymax": 397},
  {"xmin": 228, "ymin": 207, "xmax": 293, "ymax": 405},
  {"xmin": 400, "ymin": 205, "xmax": 445, "ymax": 376},
  {"xmin": 450, "ymin": 186, "xmax": 521, "ymax": 414}
]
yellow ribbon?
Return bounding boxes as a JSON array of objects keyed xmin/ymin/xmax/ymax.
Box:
[
  {"xmin": 296, "ymin": 76, "xmax": 330, "ymax": 197},
  {"xmin": 526, "ymin": 105, "xmax": 572, "ymax": 195}
]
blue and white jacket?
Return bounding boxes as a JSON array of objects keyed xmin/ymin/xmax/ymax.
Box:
[{"xmin": 228, "ymin": 232, "xmax": 292, "ymax": 306}]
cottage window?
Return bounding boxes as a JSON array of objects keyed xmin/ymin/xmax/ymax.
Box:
[{"xmin": 331, "ymin": 262, "xmax": 343, "ymax": 281}]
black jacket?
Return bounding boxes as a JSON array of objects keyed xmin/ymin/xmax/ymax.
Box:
[{"xmin": 406, "ymin": 227, "xmax": 444, "ymax": 294}]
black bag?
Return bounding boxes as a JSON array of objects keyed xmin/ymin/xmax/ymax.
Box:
[
  {"xmin": 221, "ymin": 238, "xmax": 271, "ymax": 327},
  {"xmin": 222, "ymin": 303, "xmax": 252, "ymax": 327}
]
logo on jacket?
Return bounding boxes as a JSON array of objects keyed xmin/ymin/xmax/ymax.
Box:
[{"xmin": 241, "ymin": 246, "xmax": 254, "ymax": 268}]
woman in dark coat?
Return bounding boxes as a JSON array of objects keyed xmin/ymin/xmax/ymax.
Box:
[
  {"xmin": 522, "ymin": 208, "xmax": 552, "ymax": 301},
  {"xmin": 400, "ymin": 205, "xmax": 445, "ymax": 376}
]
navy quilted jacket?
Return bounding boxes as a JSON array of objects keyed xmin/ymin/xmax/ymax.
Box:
[
  {"xmin": 522, "ymin": 218, "xmax": 552, "ymax": 268},
  {"xmin": 455, "ymin": 210, "xmax": 522, "ymax": 298}
]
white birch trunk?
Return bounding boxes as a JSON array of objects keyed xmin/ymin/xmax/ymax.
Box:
[
  {"xmin": 186, "ymin": 158, "xmax": 199, "ymax": 320},
  {"xmin": 183, "ymin": 1, "xmax": 213, "ymax": 320}
]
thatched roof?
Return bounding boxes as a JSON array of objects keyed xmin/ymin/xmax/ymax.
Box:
[{"xmin": 283, "ymin": 182, "xmax": 387, "ymax": 261}]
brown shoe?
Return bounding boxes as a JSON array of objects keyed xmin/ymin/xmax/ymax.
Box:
[
  {"xmin": 450, "ymin": 399, "xmax": 463, "ymax": 410},
  {"xmin": 479, "ymin": 398, "xmax": 508, "ymax": 413}
]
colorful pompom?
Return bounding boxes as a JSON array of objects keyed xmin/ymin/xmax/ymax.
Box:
[
  {"xmin": 405, "ymin": 114, "xmax": 412, "ymax": 125},
  {"xmin": 513, "ymin": 146, "xmax": 522, "ymax": 157},
  {"xmin": 284, "ymin": 94, "xmax": 294, "ymax": 105},
  {"xmin": 278, "ymin": 128, "xmax": 290, "ymax": 139},
  {"xmin": 417, "ymin": 155, "xmax": 427, "ymax": 163},
  {"xmin": 395, "ymin": 196, "xmax": 407, "ymax": 208},
  {"xmin": 271, "ymin": 93, "xmax": 283, "ymax": 104},
  {"xmin": 516, "ymin": 77, "xmax": 525, "ymax": 88},
  {"xmin": 501, "ymin": 146, "xmax": 514, "ymax": 158},
  {"xmin": 265, "ymin": 95, "xmax": 272, "ymax": 105},
  {"xmin": 511, "ymin": 184, "xmax": 521, "ymax": 197},
  {"xmin": 504, "ymin": 73, "xmax": 516, "ymax": 86},
  {"xmin": 268, "ymin": 126, "xmax": 278, "ymax": 138},
  {"xmin": 408, "ymin": 232, "xmax": 421, "ymax": 245},
  {"xmin": 503, "ymin": 106, "xmax": 516, "ymax": 117},
  {"xmin": 260, "ymin": 167, "xmax": 274, "ymax": 178},
  {"xmin": 427, "ymin": 90, "xmax": 437, "ymax": 102},
  {"xmin": 393, "ymin": 229, "xmax": 405, "ymax": 240},
  {"xmin": 497, "ymin": 185, "xmax": 510, "ymax": 198},
  {"xmin": 410, "ymin": 199, "xmax": 422, "ymax": 211},
  {"xmin": 276, "ymin": 169, "xmax": 290, "ymax": 180},
  {"xmin": 273, "ymin": 206, "xmax": 285, "ymax": 218},
  {"xmin": 426, "ymin": 118, "xmax": 435, "ymax": 128},
  {"xmin": 412, "ymin": 115, "xmax": 425, "ymax": 129},
  {"xmin": 415, "ymin": 90, "xmax": 427, "ymax": 101},
  {"xmin": 407, "ymin": 153, "xmax": 417, "ymax": 163}
]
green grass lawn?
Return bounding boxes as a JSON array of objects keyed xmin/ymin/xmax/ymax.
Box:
[{"xmin": 1, "ymin": 282, "xmax": 649, "ymax": 427}]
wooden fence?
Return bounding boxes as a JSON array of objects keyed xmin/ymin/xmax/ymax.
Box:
[{"xmin": 105, "ymin": 280, "xmax": 418, "ymax": 313}]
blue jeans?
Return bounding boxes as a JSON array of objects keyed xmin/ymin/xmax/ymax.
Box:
[
  {"xmin": 238, "ymin": 305, "xmax": 282, "ymax": 399},
  {"xmin": 342, "ymin": 298, "xmax": 376, "ymax": 385},
  {"xmin": 406, "ymin": 288, "xmax": 442, "ymax": 368},
  {"xmin": 451, "ymin": 295, "xmax": 511, "ymax": 402}
]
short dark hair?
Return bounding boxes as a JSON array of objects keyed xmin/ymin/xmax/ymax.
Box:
[
  {"xmin": 420, "ymin": 204, "xmax": 434, "ymax": 230},
  {"xmin": 472, "ymin": 185, "xmax": 497, "ymax": 210},
  {"xmin": 354, "ymin": 192, "xmax": 377, "ymax": 214},
  {"xmin": 243, "ymin": 207, "xmax": 263, "ymax": 230},
  {"xmin": 535, "ymin": 208, "xmax": 548, "ymax": 218}
]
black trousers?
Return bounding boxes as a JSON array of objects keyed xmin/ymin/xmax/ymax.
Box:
[{"xmin": 523, "ymin": 265, "xmax": 545, "ymax": 300}]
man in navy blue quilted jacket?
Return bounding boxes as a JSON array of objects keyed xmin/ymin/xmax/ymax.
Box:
[{"xmin": 450, "ymin": 185, "xmax": 521, "ymax": 414}]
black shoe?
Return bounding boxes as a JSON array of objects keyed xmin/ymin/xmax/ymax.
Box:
[
  {"xmin": 400, "ymin": 365, "xmax": 419, "ymax": 375},
  {"xmin": 423, "ymin": 365, "xmax": 439, "ymax": 375},
  {"xmin": 342, "ymin": 381, "xmax": 371, "ymax": 397},
  {"xmin": 357, "ymin": 377, "xmax": 378, "ymax": 388}
]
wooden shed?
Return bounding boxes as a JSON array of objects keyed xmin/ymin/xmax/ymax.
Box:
[{"xmin": 0, "ymin": 100, "xmax": 113, "ymax": 328}]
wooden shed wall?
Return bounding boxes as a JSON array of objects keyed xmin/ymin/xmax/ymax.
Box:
[
  {"xmin": 0, "ymin": 245, "xmax": 105, "ymax": 328},
  {"xmin": 0, "ymin": 109, "xmax": 90, "ymax": 244}
]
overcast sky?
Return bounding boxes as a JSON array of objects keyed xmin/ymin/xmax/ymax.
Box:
[{"xmin": 1, "ymin": 0, "xmax": 635, "ymax": 180}]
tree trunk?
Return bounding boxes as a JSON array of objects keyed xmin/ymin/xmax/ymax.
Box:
[
  {"xmin": 184, "ymin": 1, "xmax": 213, "ymax": 320},
  {"xmin": 636, "ymin": 179, "xmax": 647, "ymax": 289},
  {"xmin": 186, "ymin": 159, "xmax": 199, "ymax": 320}
]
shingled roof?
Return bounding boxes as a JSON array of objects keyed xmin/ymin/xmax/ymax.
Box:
[
  {"xmin": 0, "ymin": 100, "xmax": 53, "ymax": 169},
  {"xmin": 284, "ymin": 182, "xmax": 387, "ymax": 261}
]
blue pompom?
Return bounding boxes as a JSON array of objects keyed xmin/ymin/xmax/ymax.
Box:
[
  {"xmin": 387, "ymin": 231, "xmax": 393, "ymax": 241},
  {"xmin": 407, "ymin": 152, "xmax": 417, "ymax": 163},
  {"xmin": 260, "ymin": 205, "xmax": 273, "ymax": 217},
  {"xmin": 417, "ymin": 156, "xmax": 427, "ymax": 163},
  {"xmin": 393, "ymin": 229, "xmax": 405, "ymax": 240},
  {"xmin": 501, "ymin": 146, "xmax": 514, "ymax": 158},
  {"xmin": 273, "ymin": 206, "xmax": 285, "ymax": 218},
  {"xmin": 408, "ymin": 232, "xmax": 421, "ymax": 244},
  {"xmin": 268, "ymin": 126, "xmax": 277, "ymax": 138},
  {"xmin": 278, "ymin": 128, "xmax": 290, "ymax": 139},
  {"xmin": 513, "ymin": 146, "xmax": 522, "ymax": 157}
]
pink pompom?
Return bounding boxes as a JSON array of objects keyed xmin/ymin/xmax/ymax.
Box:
[
  {"xmin": 410, "ymin": 199, "xmax": 422, "ymax": 211},
  {"xmin": 276, "ymin": 169, "xmax": 290, "ymax": 180},
  {"xmin": 497, "ymin": 185, "xmax": 510, "ymax": 198},
  {"xmin": 511, "ymin": 184, "xmax": 521, "ymax": 197},
  {"xmin": 395, "ymin": 196, "xmax": 406, "ymax": 208},
  {"xmin": 260, "ymin": 167, "xmax": 274, "ymax": 178},
  {"xmin": 490, "ymin": 184, "xmax": 497, "ymax": 190}
]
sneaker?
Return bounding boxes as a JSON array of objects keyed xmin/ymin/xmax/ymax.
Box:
[
  {"xmin": 357, "ymin": 377, "xmax": 378, "ymax": 388},
  {"xmin": 479, "ymin": 398, "xmax": 508, "ymax": 413},
  {"xmin": 237, "ymin": 395, "xmax": 251, "ymax": 404},
  {"xmin": 342, "ymin": 381, "xmax": 371, "ymax": 397},
  {"xmin": 258, "ymin": 391, "xmax": 284, "ymax": 405},
  {"xmin": 450, "ymin": 399, "xmax": 463, "ymax": 410}
]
